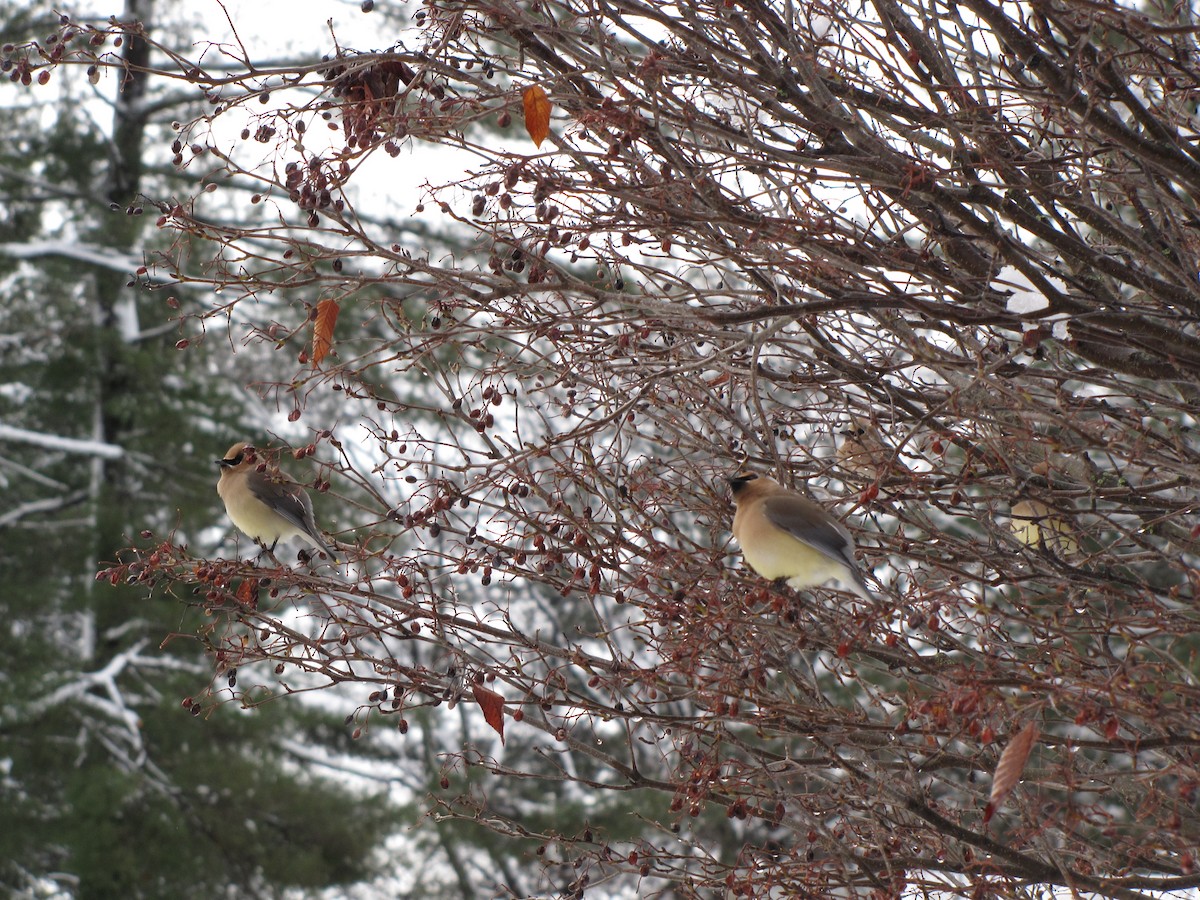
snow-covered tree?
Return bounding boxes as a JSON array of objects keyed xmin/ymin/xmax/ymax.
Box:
[
  {"xmin": 14, "ymin": 0, "xmax": 1200, "ymax": 895},
  {"xmin": 0, "ymin": 3, "xmax": 400, "ymax": 896}
]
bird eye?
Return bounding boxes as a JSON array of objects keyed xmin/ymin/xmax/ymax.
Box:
[{"xmin": 232, "ymin": 451, "xmax": 245, "ymax": 464}]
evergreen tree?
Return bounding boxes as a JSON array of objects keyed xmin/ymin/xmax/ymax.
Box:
[
  {"xmin": 0, "ymin": 3, "xmax": 400, "ymax": 896},
  {"xmin": 25, "ymin": 0, "xmax": 1200, "ymax": 896}
]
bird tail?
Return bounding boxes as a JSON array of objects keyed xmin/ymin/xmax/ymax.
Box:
[
  {"xmin": 300, "ymin": 530, "xmax": 340, "ymax": 565},
  {"xmin": 846, "ymin": 568, "xmax": 881, "ymax": 605}
]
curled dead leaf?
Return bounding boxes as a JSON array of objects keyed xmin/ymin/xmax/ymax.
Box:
[
  {"xmin": 234, "ymin": 579, "xmax": 258, "ymax": 608},
  {"xmin": 522, "ymin": 85, "xmax": 551, "ymax": 148},
  {"xmin": 984, "ymin": 720, "xmax": 1039, "ymax": 824},
  {"xmin": 312, "ymin": 299, "xmax": 340, "ymax": 367},
  {"xmin": 472, "ymin": 682, "xmax": 506, "ymax": 744}
]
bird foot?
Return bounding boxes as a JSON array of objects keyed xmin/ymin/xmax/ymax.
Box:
[{"xmin": 253, "ymin": 541, "xmax": 284, "ymax": 567}]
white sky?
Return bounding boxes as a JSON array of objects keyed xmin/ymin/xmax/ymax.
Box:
[{"xmin": 184, "ymin": 0, "xmax": 381, "ymax": 57}]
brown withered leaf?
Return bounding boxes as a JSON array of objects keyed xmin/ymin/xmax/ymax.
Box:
[
  {"xmin": 984, "ymin": 720, "xmax": 1039, "ymax": 824},
  {"xmin": 312, "ymin": 299, "xmax": 340, "ymax": 367},
  {"xmin": 234, "ymin": 579, "xmax": 258, "ymax": 608},
  {"xmin": 522, "ymin": 85, "xmax": 551, "ymax": 147},
  {"xmin": 472, "ymin": 683, "xmax": 506, "ymax": 744}
]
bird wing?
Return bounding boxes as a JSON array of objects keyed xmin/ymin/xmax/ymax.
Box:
[
  {"xmin": 246, "ymin": 469, "xmax": 318, "ymax": 536},
  {"xmin": 760, "ymin": 495, "xmax": 855, "ymax": 566}
]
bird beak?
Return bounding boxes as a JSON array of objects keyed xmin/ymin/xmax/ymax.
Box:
[{"xmin": 216, "ymin": 457, "xmax": 234, "ymax": 468}]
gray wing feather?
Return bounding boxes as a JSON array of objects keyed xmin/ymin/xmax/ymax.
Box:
[
  {"xmin": 247, "ymin": 471, "xmax": 325, "ymax": 544},
  {"xmin": 761, "ymin": 495, "xmax": 855, "ymax": 566},
  {"xmin": 762, "ymin": 495, "xmax": 877, "ymax": 600}
]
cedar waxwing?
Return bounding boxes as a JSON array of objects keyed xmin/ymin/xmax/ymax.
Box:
[
  {"xmin": 1010, "ymin": 498, "xmax": 1078, "ymax": 556},
  {"xmin": 216, "ymin": 442, "xmax": 336, "ymax": 561},
  {"xmin": 727, "ymin": 471, "xmax": 878, "ymax": 603},
  {"xmin": 836, "ymin": 417, "xmax": 908, "ymax": 480}
]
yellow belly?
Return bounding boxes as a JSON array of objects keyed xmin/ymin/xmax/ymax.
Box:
[
  {"xmin": 219, "ymin": 480, "xmax": 293, "ymax": 543},
  {"xmin": 741, "ymin": 533, "xmax": 846, "ymax": 588}
]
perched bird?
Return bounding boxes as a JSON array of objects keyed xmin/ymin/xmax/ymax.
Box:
[
  {"xmin": 1010, "ymin": 498, "xmax": 1078, "ymax": 557},
  {"xmin": 216, "ymin": 442, "xmax": 336, "ymax": 561},
  {"xmin": 727, "ymin": 471, "xmax": 877, "ymax": 602},
  {"xmin": 836, "ymin": 417, "xmax": 907, "ymax": 480}
]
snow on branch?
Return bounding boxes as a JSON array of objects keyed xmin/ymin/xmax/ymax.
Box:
[
  {"xmin": 0, "ymin": 239, "xmax": 143, "ymax": 275},
  {"xmin": 0, "ymin": 490, "xmax": 89, "ymax": 528},
  {"xmin": 0, "ymin": 423, "xmax": 125, "ymax": 459}
]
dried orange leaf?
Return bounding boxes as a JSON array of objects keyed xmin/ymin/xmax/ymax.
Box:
[
  {"xmin": 522, "ymin": 85, "xmax": 552, "ymax": 147},
  {"xmin": 472, "ymin": 683, "xmax": 506, "ymax": 744},
  {"xmin": 984, "ymin": 721, "xmax": 1039, "ymax": 824},
  {"xmin": 312, "ymin": 299, "xmax": 340, "ymax": 367},
  {"xmin": 234, "ymin": 579, "xmax": 257, "ymax": 608}
]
